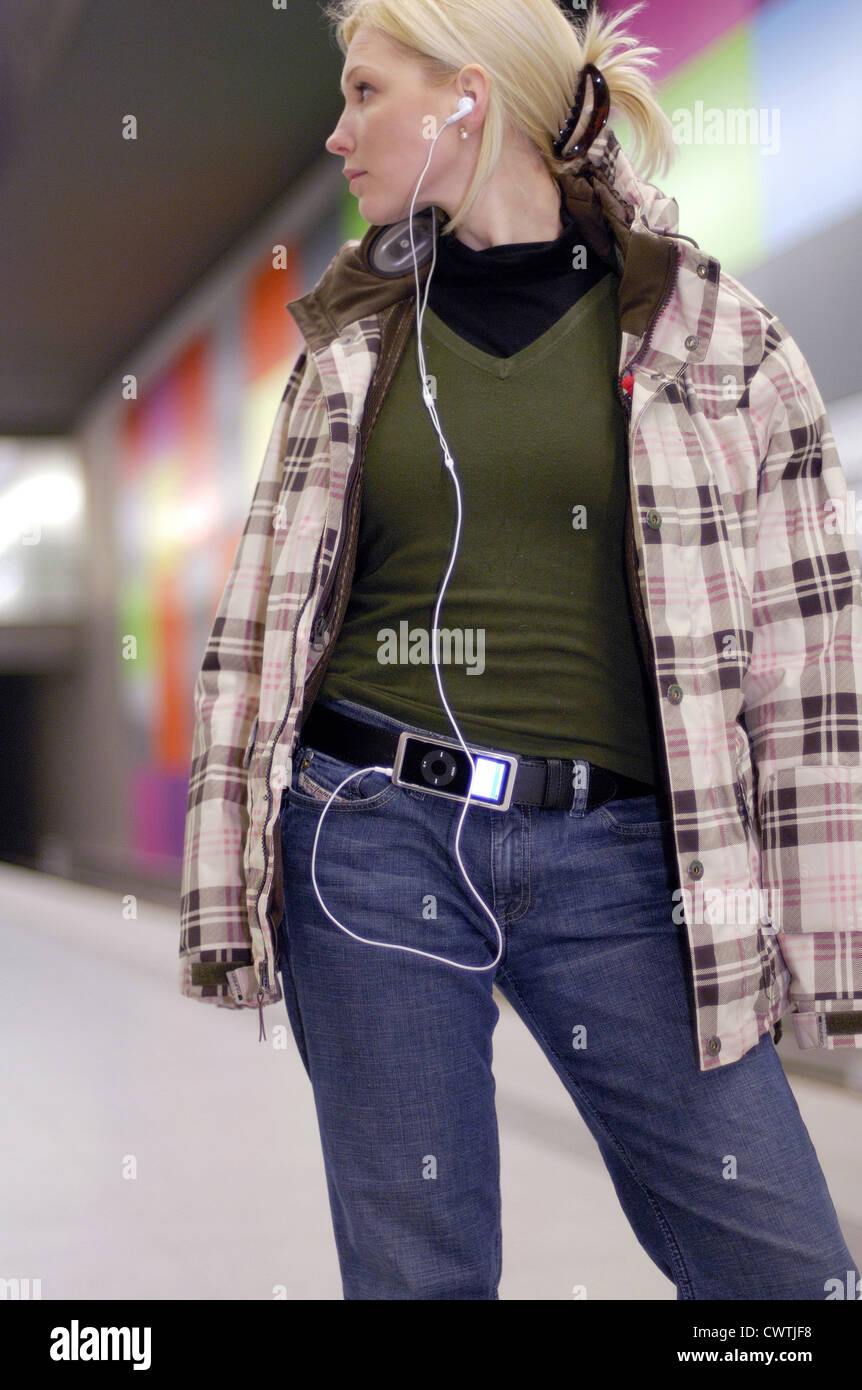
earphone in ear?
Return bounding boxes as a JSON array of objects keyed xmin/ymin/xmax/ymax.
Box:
[{"xmin": 444, "ymin": 95, "xmax": 475, "ymax": 126}]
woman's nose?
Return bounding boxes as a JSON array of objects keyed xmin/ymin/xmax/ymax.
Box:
[{"xmin": 325, "ymin": 117, "xmax": 350, "ymax": 157}]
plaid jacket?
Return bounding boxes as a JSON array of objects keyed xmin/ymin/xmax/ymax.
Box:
[{"xmin": 179, "ymin": 128, "xmax": 862, "ymax": 1071}]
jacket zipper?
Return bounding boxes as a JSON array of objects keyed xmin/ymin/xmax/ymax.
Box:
[
  {"xmin": 616, "ymin": 233, "xmax": 681, "ymax": 616},
  {"xmin": 622, "ymin": 236, "xmax": 681, "ymax": 385},
  {"xmin": 309, "ymin": 457, "xmax": 362, "ymax": 651},
  {"xmin": 309, "ymin": 300, "xmax": 416, "ymax": 650}
]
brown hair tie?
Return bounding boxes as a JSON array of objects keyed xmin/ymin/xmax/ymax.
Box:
[{"xmin": 552, "ymin": 63, "xmax": 610, "ymax": 161}]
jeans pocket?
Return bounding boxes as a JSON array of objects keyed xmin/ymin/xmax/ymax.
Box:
[
  {"xmin": 596, "ymin": 791, "xmax": 672, "ymax": 837},
  {"xmin": 289, "ymin": 741, "xmax": 400, "ymax": 809}
]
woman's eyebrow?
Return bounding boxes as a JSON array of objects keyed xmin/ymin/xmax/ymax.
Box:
[{"xmin": 340, "ymin": 64, "xmax": 382, "ymax": 94}]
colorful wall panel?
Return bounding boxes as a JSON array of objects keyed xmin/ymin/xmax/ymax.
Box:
[
  {"xmin": 116, "ymin": 244, "xmax": 304, "ymax": 869},
  {"xmin": 603, "ymin": 0, "xmax": 862, "ymax": 271}
]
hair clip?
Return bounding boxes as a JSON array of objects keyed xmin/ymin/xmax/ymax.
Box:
[{"xmin": 552, "ymin": 63, "xmax": 610, "ymax": 162}]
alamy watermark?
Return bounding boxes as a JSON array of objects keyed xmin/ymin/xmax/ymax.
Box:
[
  {"xmin": 823, "ymin": 492, "xmax": 862, "ymax": 537},
  {"xmin": 671, "ymin": 103, "xmax": 781, "ymax": 156},
  {"xmin": 673, "ymin": 885, "xmax": 782, "ymax": 931},
  {"xmin": 377, "ymin": 622, "xmax": 485, "ymax": 676}
]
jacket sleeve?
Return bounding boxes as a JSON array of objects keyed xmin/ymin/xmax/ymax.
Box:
[
  {"xmin": 178, "ymin": 347, "xmax": 308, "ymax": 1007},
  {"xmin": 742, "ymin": 318, "xmax": 862, "ymax": 1050}
]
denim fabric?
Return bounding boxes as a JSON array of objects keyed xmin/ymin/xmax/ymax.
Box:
[{"xmin": 276, "ymin": 695, "xmax": 859, "ymax": 1301}]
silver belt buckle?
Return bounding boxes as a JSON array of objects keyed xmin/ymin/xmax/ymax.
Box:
[{"xmin": 391, "ymin": 730, "xmax": 519, "ymax": 811}]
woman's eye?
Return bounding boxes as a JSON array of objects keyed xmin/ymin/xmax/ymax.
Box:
[{"xmin": 355, "ymin": 82, "xmax": 371, "ymax": 101}]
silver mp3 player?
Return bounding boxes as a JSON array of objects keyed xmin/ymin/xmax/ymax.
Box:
[{"xmin": 391, "ymin": 731, "xmax": 519, "ymax": 811}]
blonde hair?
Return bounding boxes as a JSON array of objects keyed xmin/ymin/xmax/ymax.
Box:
[{"xmin": 321, "ymin": 0, "xmax": 676, "ymax": 236}]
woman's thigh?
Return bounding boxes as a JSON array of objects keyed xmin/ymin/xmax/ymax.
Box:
[
  {"xmin": 277, "ymin": 740, "xmax": 503, "ymax": 1298},
  {"xmin": 495, "ymin": 793, "xmax": 859, "ymax": 1300}
]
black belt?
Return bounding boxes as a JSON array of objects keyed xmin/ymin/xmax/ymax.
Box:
[{"xmin": 298, "ymin": 704, "xmax": 656, "ymax": 812}]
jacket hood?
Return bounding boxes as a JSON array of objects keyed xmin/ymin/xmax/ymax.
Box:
[{"xmin": 288, "ymin": 129, "xmax": 682, "ymax": 355}]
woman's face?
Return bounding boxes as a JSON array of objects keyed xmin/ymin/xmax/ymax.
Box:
[{"xmin": 325, "ymin": 26, "xmax": 473, "ymax": 227}]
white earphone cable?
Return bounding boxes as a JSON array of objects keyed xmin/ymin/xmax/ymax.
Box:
[{"xmin": 308, "ymin": 97, "xmax": 504, "ymax": 972}]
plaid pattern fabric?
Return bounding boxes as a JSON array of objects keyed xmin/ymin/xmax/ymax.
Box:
[{"xmin": 179, "ymin": 127, "xmax": 862, "ymax": 1070}]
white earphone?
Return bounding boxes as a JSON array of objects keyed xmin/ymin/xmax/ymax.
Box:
[
  {"xmin": 446, "ymin": 95, "xmax": 476, "ymax": 123},
  {"xmin": 308, "ymin": 93, "xmax": 507, "ymax": 974}
]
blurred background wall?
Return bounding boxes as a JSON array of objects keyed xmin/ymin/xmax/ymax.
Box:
[{"xmin": 0, "ymin": 0, "xmax": 859, "ymax": 910}]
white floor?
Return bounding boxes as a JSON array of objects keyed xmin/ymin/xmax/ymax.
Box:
[{"xmin": 2, "ymin": 862, "xmax": 860, "ymax": 1301}]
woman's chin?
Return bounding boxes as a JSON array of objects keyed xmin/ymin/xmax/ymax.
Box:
[
  {"xmin": 356, "ymin": 194, "xmax": 399, "ymax": 226},
  {"xmin": 356, "ymin": 191, "xmax": 431, "ymax": 227}
]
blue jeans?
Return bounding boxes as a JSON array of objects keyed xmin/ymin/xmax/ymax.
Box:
[{"xmin": 276, "ymin": 694, "xmax": 859, "ymax": 1300}]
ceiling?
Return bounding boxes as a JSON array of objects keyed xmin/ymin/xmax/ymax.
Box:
[
  {"xmin": 5, "ymin": 0, "xmax": 855, "ymax": 439},
  {"xmin": 0, "ymin": 0, "xmax": 346, "ymax": 434}
]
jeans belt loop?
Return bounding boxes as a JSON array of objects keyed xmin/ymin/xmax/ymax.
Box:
[{"xmin": 543, "ymin": 757, "xmax": 567, "ymax": 810}]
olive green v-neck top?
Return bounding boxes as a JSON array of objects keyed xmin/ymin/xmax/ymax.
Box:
[{"xmin": 317, "ymin": 242, "xmax": 659, "ymax": 786}]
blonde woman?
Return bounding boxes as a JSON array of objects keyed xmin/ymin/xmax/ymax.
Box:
[{"xmin": 179, "ymin": 0, "xmax": 862, "ymax": 1300}]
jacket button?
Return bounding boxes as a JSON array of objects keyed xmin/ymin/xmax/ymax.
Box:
[
  {"xmin": 685, "ymin": 335, "xmax": 699, "ymax": 351},
  {"xmin": 688, "ymin": 859, "xmax": 704, "ymax": 879},
  {"xmin": 646, "ymin": 509, "xmax": 662, "ymax": 529},
  {"xmin": 311, "ymin": 626, "xmax": 331, "ymax": 651},
  {"xmin": 666, "ymin": 683, "xmax": 683, "ymax": 703},
  {"xmin": 706, "ymin": 1036, "xmax": 721, "ymax": 1055},
  {"xmin": 696, "ymin": 263, "xmax": 708, "ymax": 278}
]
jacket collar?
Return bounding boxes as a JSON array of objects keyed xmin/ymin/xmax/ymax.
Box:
[{"xmin": 287, "ymin": 130, "xmax": 685, "ymax": 357}]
